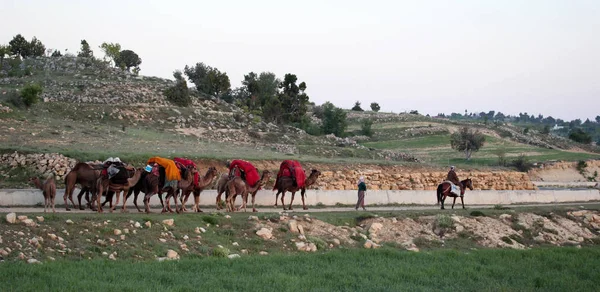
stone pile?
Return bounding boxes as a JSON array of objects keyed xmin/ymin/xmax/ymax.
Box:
[{"xmin": 0, "ymin": 152, "xmax": 77, "ymax": 181}]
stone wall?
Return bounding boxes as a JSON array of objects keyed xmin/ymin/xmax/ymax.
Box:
[
  {"xmin": 312, "ymin": 169, "xmax": 535, "ymax": 191},
  {"xmin": 0, "ymin": 152, "xmax": 77, "ymax": 181},
  {"xmin": 1, "ymin": 153, "xmax": 537, "ymax": 190}
]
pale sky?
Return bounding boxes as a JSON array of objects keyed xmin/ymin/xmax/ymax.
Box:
[{"xmin": 2, "ymin": 0, "xmax": 599, "ymax": 121}]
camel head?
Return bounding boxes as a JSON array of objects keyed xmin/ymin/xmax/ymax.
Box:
[
  {"xmin": 259, "ymin": 170, "xmax": 272, "ymax": 184},
  {"xmin": 205, "ymin": 166, "xmax": 218, "ymax": 177},
  {"xmin": 28, "ymin": 177, "xmax": 40, "ymax": 186},
  {"xmin": 309, "ymin": 169, "xmax": 321, "ymax": 178}
]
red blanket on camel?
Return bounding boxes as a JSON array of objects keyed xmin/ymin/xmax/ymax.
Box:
[
  {"xmin": 174, "ymin": 157, "xmax": 199, "ymax": 187},
  {"xmin": 229, "ymin": 159, "xmax": 260, "ymax": 188},
  {"xmin": 273, "ymin": 160, "xmax": 306, "ymax": 190}
]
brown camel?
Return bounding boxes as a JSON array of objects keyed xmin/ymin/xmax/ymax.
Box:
[
  {"xmin": 29, "ymin": 176, "xmax": 57, "ymax": 213},
  {"xmin": 142, "ymin": 165, "xmax": 193, "ymax": 213},
  {"xmin": 274, "ymin": 169, "xmax": 322, "ymax": 210},
  {"xmin": 215, "ymin": 173, "xmax": 230, "ymax": 210},
  {"xmin": 123, "ymin": 171, "xmax": 151, "ymax": 212},
  {"xmin": 63, "ymin": 163, "xmax": 103, "ymax": 211},
  {"xmin": 226, "ymin": 170, "xmax": 271, "ymax": 212},
  {"xmin": 179, "ymin": 167, "xmax": 218, "ymax": 212},
  {"xmin": 96, "ymin": 167, "xmax": 142, "ymax": 213}
]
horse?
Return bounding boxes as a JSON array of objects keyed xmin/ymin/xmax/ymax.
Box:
[{"xmin": 436, "ymin": 178, "xmax": 473, "ymax": 210}]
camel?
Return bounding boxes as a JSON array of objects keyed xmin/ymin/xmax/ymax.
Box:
[
  {"xmin": 215, "ymin": 173, "xmax": 230, "ymax": 210},
  {"xmin": 95, "ymin": 167, "xmax": 142, "ymax": 213},
  {"xmin": 29, "ymin": 176, "xmax": 57, "ymax": 213},
  {"xmin": 142, "ymin": 165, "xmax": 193, "ymax": 213},
  {"xmin": 123, "ymin": 171, "xmax": 151, "ymax": 212},
  {"xmin": 62, "ymin": 163, "xmax": 103, "ymax": 211},
  {"xmin": 226, "ymin": 170, "xmax": 271, "ymax": 212},
  {"xmin": 178, "ymin": 167, "xmax": 218, "ymax": 212},
  {"xmin": 274, "ymin": 169, "xmax": 321, "ymax": 210}
]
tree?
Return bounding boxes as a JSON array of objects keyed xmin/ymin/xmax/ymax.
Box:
[
  {"xmin": 78, "ymin": 40, "xmax": 93, "ymax": 58},
  {"xmin": 596, "ymin": 115, "xmax": 600, "ymax": 124},
  {"xmin": 351, "ymin": 101, "xmax": 363, "ymax": 111},
  {"xmin": 28, "ymin": 37, "xmax": 45, "ymax": 57},
  {"xmin": 241, "ymin": 71, "xmax": 279, "ymax": 110},
  {"xmin": 99, "ymin": 42, "xmax": 121, "ymax": 66},
  {"xmin": 184, "ymin": 62, "xmax": 231, "ymax": 98},
  {"xmin": 115, "ymin": 50, "xmax": 141, "ymax": 72},
  {"xmin": 164, "ymin": 70, "xmax": 191, "ymax": 107},
  {"xmin": 541, "ymin": 125, "xmax": 550, "ymax": 135},
  {"xmin": 9, "ymin": 34, "xmax": 29, "ymax": 58},
  {"xmin": 361, "ymin": 119, "xmax": 373, "ymax": 137},
  {"xmin": 278, "ymin": 73, "xmax": 309, "ymax": 123},
  {"xmin": 51, "ymin": 50, "xmax": 62, "ymax": 57},
  {"xmin": 370, "ymin": 102, "xmax": 380, "ymax": 112},
  {"xmin": 20, "ymin": 84, "xmax": 43, "ymax": 108},
  {"xmin": 321, "ymin": 102, "xmax": 347, "ymax": 137},
  {"xmin": 450, "ymin": 127, "xmax": 486, "ymax": 160},
  {"xmin": 0, "ymin": 45, "xmax": 10, "ymax": 66},
  {"xmin": 568, "ymin": 128, "xmax": 592, "ymax": 144}
]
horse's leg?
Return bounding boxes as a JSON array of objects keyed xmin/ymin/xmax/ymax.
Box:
[
  {"xmin": 301, "ymin": 188, "xmax": 308, "ymax": 210},
  {"xmin": 461, "ymin": 196, "xmax": 465, "ymax": 209},
  {"xmin": 274, "ymin": 191, "xmax": 279, "ymax": 207},
  {"xmin": 440, "ymin": 193, "xmax": 446, "ymax": 210},
  {"xmin": 288, "ymin": 191, "xmax": 296, "ymax": 211},
  {"xmin": 451, "ymin": 197, "xmax": 456, "ymax": 209}
]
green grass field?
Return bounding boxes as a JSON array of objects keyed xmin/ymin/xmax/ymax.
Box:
[{"xmin": 1, "ymin": 247, "xmax": 599, "ymax": 291}]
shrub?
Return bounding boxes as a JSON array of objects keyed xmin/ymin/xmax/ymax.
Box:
[
  {"xmin": 511, "ymin": 154, "xmax": 533, "ymax": 172},
  {"xmin": 2, "ymin": 89, "xmax": 24, "ymax": 108},
  {"xmin": 470, "ymin": 210, "xmax": 486, "ymax": 217},
  {"xmin": 201, "ymin": 215, "xmax": 219, "ymax": 225},
  {"xmin": 495, "ymin": 147, "xmax": 507, "ymax": 166},
  {"xmin": 164, "ymin": 70, "xmax": 190, "ymax": 106},
  {"xmin": 307, "ymin": 236, "xmax": 327, "ymax": 250},
  {"xmin": 360, "ymin": 119, "xmax": 373, "ymax": 137},
  {"xmin": 211, "ymin": 247, "xmax": 230, "ymax": 258},
  {"xmin": 434, "ymin": 214, "xmax": 453, "ymax": 229},
  {"xmin": 20, "ymin": 84, "xmax": 43, "ymax": 108},
  {"xmin": 568, "ymin": 128, "xmax": 592, "ymax": 144},
  {"xmin": 370, "ymin": 102, "xmax": 380, "ymax": 112}
]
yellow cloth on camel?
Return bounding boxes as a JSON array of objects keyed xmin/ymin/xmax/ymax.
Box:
[{"xmin": 147, "ymin": 157, "xmax": 181, "ymax": 181}]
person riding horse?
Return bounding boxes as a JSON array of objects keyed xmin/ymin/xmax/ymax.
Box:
[{"xmin": 446, "ymin": 166, "xmax": 461, "ymax": 195}]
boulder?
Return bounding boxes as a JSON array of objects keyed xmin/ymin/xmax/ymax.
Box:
[
  {"xmin": 368, "ymin": 222, "xmax": 383, "ymax": 234},
  {"xmin": 166, "ymin": 249, "xmax": 179, "ymax": 260},
  {"xmin": 161, "ymin": 219, "xmax": 173, "ymax": 227},
  {"xmin": 256, "ymin": 228, "xmax": 273, "ymax": 240},
  {"xmin": 6, "ymin": 213, "xmax": 16, "ymax": 224}
]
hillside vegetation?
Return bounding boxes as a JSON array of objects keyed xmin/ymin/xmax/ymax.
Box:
[{"xmin": 0, "ymin": 56, "xmax": 599, "ymax": 173}]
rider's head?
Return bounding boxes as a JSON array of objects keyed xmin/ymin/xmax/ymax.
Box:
[{"xmin": 450, "ymin": 166, "xmax": 455, "ymax": 171}]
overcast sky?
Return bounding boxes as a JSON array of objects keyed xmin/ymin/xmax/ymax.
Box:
[{"xmin": 2, "ymin": 0, "xmax": 599, "ymax": 121}]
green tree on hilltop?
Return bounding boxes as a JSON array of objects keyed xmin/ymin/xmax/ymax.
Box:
[
  {"xmin": 78, "ymin": 40, "xmax": 93, "ymax": 58},
  {"xmin": 450, "ymin": 127, "xmax": 486, "ymax": 160},
  {"xmin": 99, "ymin": 42, "xmax": 121, "ymax": 66}
]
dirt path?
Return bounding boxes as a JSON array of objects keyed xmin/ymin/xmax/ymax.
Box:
[{"xmin": 2, "ymin": 202, "xmax": 599, "ymax": 214}]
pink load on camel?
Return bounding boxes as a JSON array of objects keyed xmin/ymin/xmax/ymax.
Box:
[
  {"xmin": 273, "ymin": 160, "xmax": 306, "ymax": 190},
  {"xmin": 229, "ymin": 159, "xmax": 260, "ymax": 187},
  {"xmin": 174, "ymin": 157, "xmax": 199, "ymax": 187}
]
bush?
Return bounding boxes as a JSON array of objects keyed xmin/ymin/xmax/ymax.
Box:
[
  {"xmin": 211, "ymin": 247, "xmax": 230, "ymax": 258},
  {"xmin": 164, "ymin": 70, "xmax": 191, "ymax": 106},
  {"xmin": 494, "ymin": 147, "xmax": 507, "ymax": 166},
  {"xmin": 470, "ymin": 210, "xmax": 486, "ymax": 217},
  {"xmin": 201, "ymin": 215, "xmax": 220, "ymax": 225},
  {"xmin": 2, "ymin": 90, "xmax": 24, "ymax": 108},
  {"xmin": 370, "ymin": 102, "xmax": 380, "ymax": 112},
  {"xmin": 307, "ymin": 236, "xmax": 327, "ymax": 250},
  {"xmin": 360, "ymin": 119, "xmax": 373, "ymax": 137},
  {"xmin": 511, "ymin": 154, "xmax": 533, "ymax": 172},
  {"xmin": 20, "ymin": 84, "xmax": 42, "ymax": 108},
  {"xmin": 434, "ymin": 214, "xmax": 453, "ymax": 229},
  {"xmin": 568, "ymin": 128, "xmax": 592, "ymax": 144}
]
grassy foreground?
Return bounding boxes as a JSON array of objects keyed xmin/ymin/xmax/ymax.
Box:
[{"xmin": 1, "ymin": 247, "xmax": 599, "ymax": 291}]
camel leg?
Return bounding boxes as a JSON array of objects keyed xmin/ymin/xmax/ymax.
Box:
[
  {"xmin": 451, "ymin": 197, "xmax": 456, "ymax": 209},
  {"xmin": 461, "ymin": 196, "xmax": 465, "ymax": 209},
  {"xmin": 77, "ymin": 188, "xmax": 86, "ymax": 210},
  {"xmin": 288, "ymin": 192, "xmax": 296, "ymax": 211},
  {"xmin": 132, "ymin": 190, "xmax": 142, "ymax": 212},
  {"xmin": 181, "ymin": 190, "xmax": 192, "ymax": 212},
  {"xmin": 52, "ymin": 196, "xmax": 56, "ymax": 213},
  {"xmin": 121, "ymin": 189, "xmax": 129, "ymax": 213},
  {"xmin": 281, "ymin": 192, "xmax": 287, "ymax": 210},
  {"xmin": 144, "ymin": 194, "xmax": 152, "ymax": 213},
  {"xmin": 43, "ymin": 196, "xmax": 48, "ymax": 213},
  {"xmin": 301, "ymin": 189, "xmax": 308, "ymax": 210},
  {"xmin": 174, "ymin": 189, "xmax": 180, "ymax": 214},
  {"xmin": 96, "ymin": 186, "xmax": 103, "ymax": 213},
  {"xmin": 274, "ymin": 191, "xmax": 279, "ymax": 207},
  {"xmin": 252, "ymin": 192, "xmax": 258, "ymax": 212},
  {"xmin": 193, "ymin": 190, "xmax": 203, "ymax": 213},
  {"xmin": 111, "ymin": 190, "xmax": 121, "ymax": 212},
  {"xmin": 63, "ymin": 188, "xmax": 72, "ymax": 211},
  {"xmin": 241, "ymin": 191, "xmax": 248, "ymax": 212}
]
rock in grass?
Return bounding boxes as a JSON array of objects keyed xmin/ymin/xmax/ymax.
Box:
[
  {"xmin": 256, "ymin": 228, "xmax": 273, "ymax": 240},
  {"xmin": 6, "ymin": 213, "xmax": 16, "ymax": 224},
  {"xmin": 166, "ymin": 249, "xmax": 179, "ymax": 260},
  {"xmin": 65, "ymin": 219, "xmax": 74, "ymax": 224},
  {"xmin": 227, "ymin": 254, "xmax": 240, "ymax": 259}
]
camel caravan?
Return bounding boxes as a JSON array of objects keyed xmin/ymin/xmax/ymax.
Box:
[{"xmin": 33, "ymin": 156, "xmax": 320, "ymax": 214}]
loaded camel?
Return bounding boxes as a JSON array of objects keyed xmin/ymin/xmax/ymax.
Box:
[
  {"xmin": 96, "ymin": 167, "xmax": 143, "ymax": 213},
  {"xmin": 63, "ymin": 162, "xmax": 103, "ymax": 211},
  {"xmin": 274, "ymin": 169, "xmax": 321, "ymax": 210},
  {"xmin": 226, "ymin": 170, "xmax": 271, "ymax": 212},
  {"xmin": 29, "ymin": 176, "xmax": 57, "ymax": 213},
  {"xmin": 178, "ymin": 166, "xmax": 219, "ymax": 213},
  {"xmin": 142, "ymin": 165, "xmax": 194, "ymax": 213}
]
